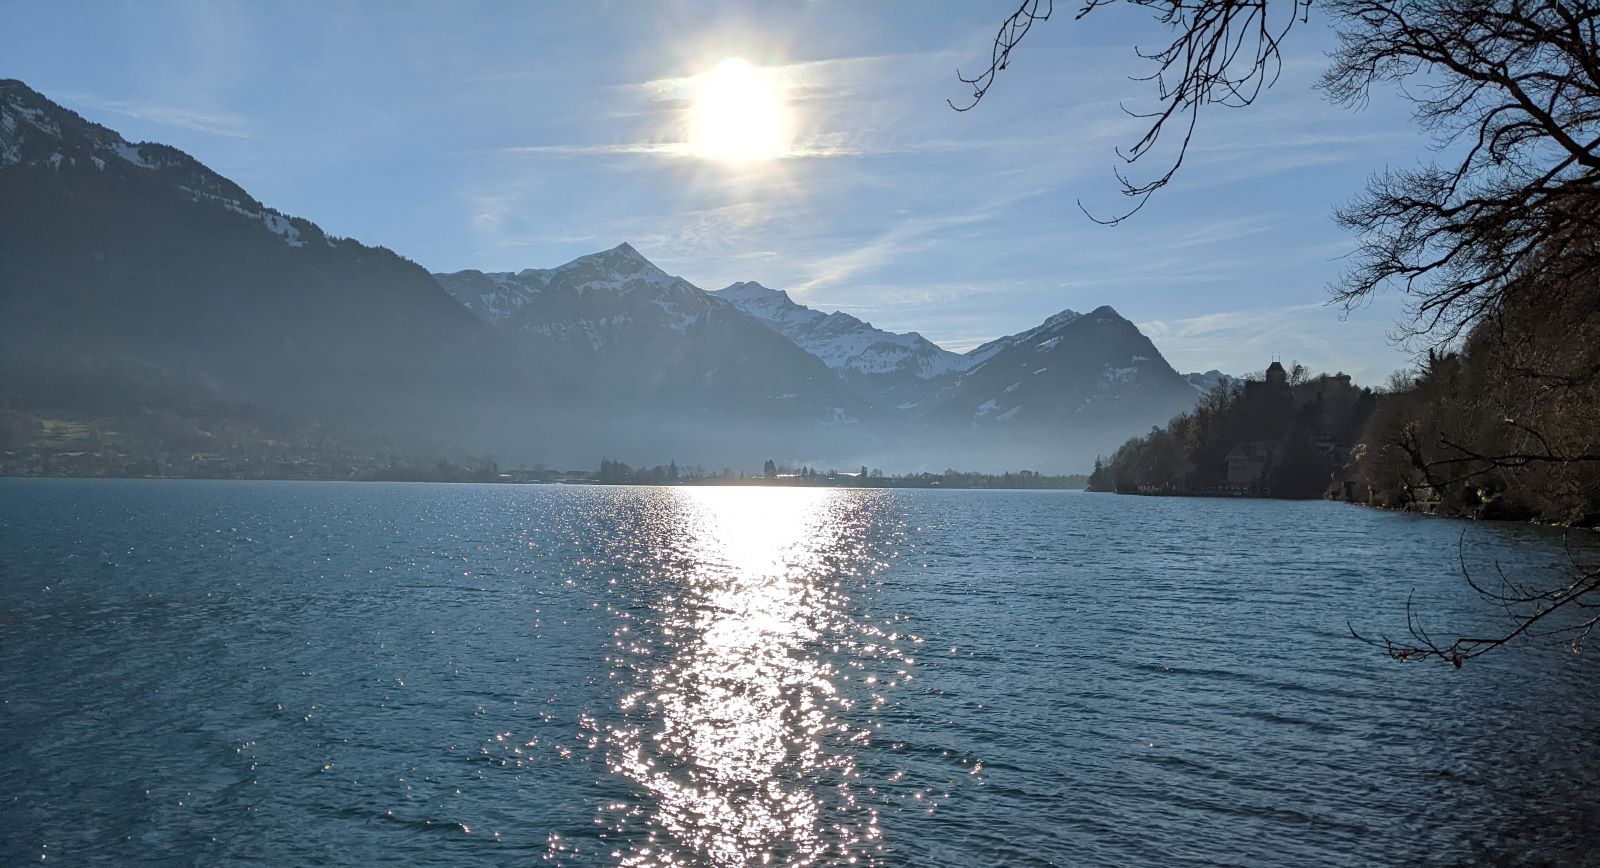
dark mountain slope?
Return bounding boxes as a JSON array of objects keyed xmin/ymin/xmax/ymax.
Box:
[
  {"xmin": 866, "ymin": 306, "xmax": 1203, "ymax": 470},
  {"xmin": 0, "ymin": 79, "xmax": 534, "ymax": 453}
]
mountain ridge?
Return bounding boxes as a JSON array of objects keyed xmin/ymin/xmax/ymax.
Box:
[
  {"xmin": 5, "ymin": 77, "xmax": 1227, "ymax": 472},
  {"xmin": 710, "ymin": 280, "xmax": 964, "ymax": 381},
  {"xmin": 0, "ymin": 78, "xmax": 538, "ymax": 458},
  {"xmin": 434, "ymin": 245, "xmax": 1220, "ymax": 468}
]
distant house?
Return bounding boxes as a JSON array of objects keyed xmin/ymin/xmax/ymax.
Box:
[{"xmin": 1226, "ymin": 441, "xmax": 1274, "ymax": 486}]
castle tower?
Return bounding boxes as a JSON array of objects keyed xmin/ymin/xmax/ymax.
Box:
[{"xmin": 1265, "ymin": 359, "xmax": 1288, "ymax": 388}]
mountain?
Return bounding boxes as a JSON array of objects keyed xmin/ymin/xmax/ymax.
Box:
[
  {"xmin": 931, "ymin": 305, "xmax": 1196, "ymax": 424},
  {"xmin": 0, "ymin": 78, "xmax": 533, "ymax": 456},
  {"xmin": 702, "ymin": 279, "xmax": 1208, "ymax": 467},
  {"xmin": 1183, "ymin": 370, "xmax": 1235, "ymax": 395},
  {"xmin": 710, "ymin": 281, "xmax": 961, "ymax": 404},
  {"xmin": 880, "ymin": 306, "xmax": 1204, "ymax": 468},
  {"xmin": 952, "ymin": 309, "xmax": 1088, "ymax": 374},
  {"xmin": 434, "ymin": 246, "xmax": 869, "ymax": 464},
  {"xmin": 439, "ymin": 243, "xmax": 1212, "ymax": 470},
  {"xmin": 439, "ymin": 242, "xmax": 698, "ymax": 331}
]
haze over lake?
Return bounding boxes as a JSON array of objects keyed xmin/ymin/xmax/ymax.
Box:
[{"xmin": 4, "ymin": 479, "xmax": 1597, "ymax": 865}]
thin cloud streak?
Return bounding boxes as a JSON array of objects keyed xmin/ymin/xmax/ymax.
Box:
[
  {"xmin": 1138, "ymin": 303, "xmax": 1404, "ymax": 382},
  {"xmin": 61, "ymin": 93, "xmax": 253, "ymax": 139},
  {"xmin": 498, "ymin": 141, "xmax": 871, "ymax": 158},
  {"xmin": 625, "ymin": 50, "xmax": 964, "ymax": 103}
]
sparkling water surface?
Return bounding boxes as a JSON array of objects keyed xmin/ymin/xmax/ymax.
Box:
[{"xmin": 3, "ymin": 479, "xmax": 1599, "ymax": 865}]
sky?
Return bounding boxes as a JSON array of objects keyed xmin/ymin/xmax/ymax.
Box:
[{"xmin": 5, "ymin": 0, "xmax": 1426, "ymax": 381}]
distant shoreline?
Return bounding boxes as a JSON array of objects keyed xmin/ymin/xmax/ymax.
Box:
[{"xmin": 0, "ymin": 473, "xmax": 1091, "ymax": 492}]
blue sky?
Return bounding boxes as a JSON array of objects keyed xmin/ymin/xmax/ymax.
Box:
[{"xmin": 6, "ymin": 0, "xmax": 1423, "ymax": 381}]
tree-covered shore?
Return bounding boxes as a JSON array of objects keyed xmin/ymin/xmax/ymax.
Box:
[
  {"xmin": 1087, "ymin": 361, "xmax": 1376, "ymax": 502},
  {"xmin": 1089, "ymin": 275, "xmax": 1600, "ymax": 529}
]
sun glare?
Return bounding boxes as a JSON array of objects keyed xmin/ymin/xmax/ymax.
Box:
[{"xmin": 690, "ymin": 57, "xmax": 791, "ymax": 162}]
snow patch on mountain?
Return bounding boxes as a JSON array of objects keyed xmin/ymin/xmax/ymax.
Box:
[
  {"xmin": 958, "ymin": 309, "xmax": 1082, "ymax": 373},
  {"xmin": 438, "ymin": 244, "xmax": 704, "ymax": 326},
  {"xmin": 712, "ymin": 281, "xmax": 963, "ymax": 379},
  {"xmin": 111, "ymin": 141, "xmax": 160, "ymax": 169},
  {"xmin": 1183, "ymin": 369, "xmax": 1236, "ymax": 394},
  {"xmin": 201, "ymin": 198, "xmax": 306, "ymax": 247},
  {"xmin": 435, "ymin": 244, "xmax": 738, "ymax": 353},
  {"xmin": 1102, "ymin": 365, "xmax": 1139, "ymax": 385},
  {"xmin": 1, "ymin": 81, "xmax": 314, "ymax": 250},
  {"xmin": 650, "ymin": 297, "xmax": 704, "ymax": 333},
  {"xmin": 536, "ymin": 242, "xmax": 685, "ymax": 296}
]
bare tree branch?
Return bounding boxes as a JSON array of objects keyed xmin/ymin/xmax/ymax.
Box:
[
  {"xmin": 956, "ymin": 0, "xmax": 1310, "ymax": 223},
  {"xmin": 1325, "ymin": 0, "xmax": 1600, "ymax": 345},
  {"xmin": 950, "ymin": 0, "xmax": 1055, "ymax": 112},
  {"xmin": 1351, "ymin": 530, "xmax": 1600, "ymax": 667}
]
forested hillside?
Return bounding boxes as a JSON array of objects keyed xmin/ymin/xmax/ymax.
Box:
[
  {"xmin": 1087, "ymin": 362, "xmax": 1375, "ymax": 499},
  {"xmin": 1349, "ymin": 248, "xmax": 1600, "ymax": 526},
  {"xmin": 1091, "ymin": 272, "xmax": 1599, "ymax": 528}
]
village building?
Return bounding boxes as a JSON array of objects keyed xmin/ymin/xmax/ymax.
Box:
[{"xmin": 1226, "ymin": 441, "xmax": 1275, "ymax": 487}]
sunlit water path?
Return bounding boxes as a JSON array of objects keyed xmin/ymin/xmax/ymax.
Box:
[{"xmin": 2, "ymin": 480, "xmax": 1598, "ymax": 865}]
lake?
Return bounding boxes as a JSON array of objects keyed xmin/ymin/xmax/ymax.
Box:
[{"xmin": 2, "ymin": 479, "xmax": 1598, "ymax": 865}]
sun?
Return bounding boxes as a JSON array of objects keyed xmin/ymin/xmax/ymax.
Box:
[{"xmin": 690, "ymin": 58, "xmax": 792, "ymax": 162}]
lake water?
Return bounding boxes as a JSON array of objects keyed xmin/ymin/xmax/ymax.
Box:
[{"xmin": 3, "ymin": 479, "xmax": 1599, "ymax": 866}]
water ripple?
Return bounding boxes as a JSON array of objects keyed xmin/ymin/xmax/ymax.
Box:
[{"xmin": 3, "ymin": 481, "xmax": 1600, "ymax": 865}]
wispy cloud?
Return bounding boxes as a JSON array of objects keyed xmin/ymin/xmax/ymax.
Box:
[
  {"xmin": 622, "ymin": 201, "xmax": 792, "ymax": 269},
  {"xmin": 499, "ymin": 139, "xmax": 871, "ymax": 159},
  {"xmin": 1137, "ymin": 302, "xmax": 1406, "ymax": 381},
  {"xmin": 501, "ymin": 142, "xmax": 694, "ymax": 157},
  {"xmin": 787, "ymin": 171, "xmax": 1080, "ymax": 298},
  {"xmin": 789, "ymin": 212, "xmax": 987, "ymax": 297},
  {"xmin": 1140, "ymin": 304, "xmax": 1328, "ymax": 343},
  {"xmin": 626, "ymin": 51, "xmax": 962, "ymax": 104},
  {"xmin": 1169, "ymin": 214, "xmax": 1285, "ymax": 249},
  {"xmin": 67, "ymin": 94, "xmax": 253, "ymax": 139},
  {"xmin": 810, "ymin": 278, "xmax": 1034, "ymax": 311}
]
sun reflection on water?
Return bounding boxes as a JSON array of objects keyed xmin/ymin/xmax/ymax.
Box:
[{"xmin": 599, "ymin": 487, "xmax": 900, "ymax": 866}]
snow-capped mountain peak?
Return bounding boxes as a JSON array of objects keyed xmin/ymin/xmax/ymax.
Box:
[
  {"xmin": 957, "ymin": 308, "xmax": 1084, "ymax": 372},
  {"xmin": 930, "ymin": 303, "xmax": 1200, "ymax": 438},
  {"xmin": 530, "ymin": 242, "xmax": 686, "ymax": 294},
  {"xmin": 716, "ymin": 280, "xmax": 791, "ymax": 303},
  {"xmin": 1183, "ymin": 369, "xmax": 1237, "ymax": 394},
  {"xmin": 436, "ymin": 242, "xmax": 711, "ymax": 329},
  {"xmin": 711, "ymin": 281, "xmax": 962, "ymax": 380}
]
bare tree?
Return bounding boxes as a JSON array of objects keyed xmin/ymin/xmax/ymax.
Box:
[
  {"xmin": 1343, "ymin": 197, "xmax": 1600, "ymax": 663},
  {"xmin": 1324, "ymin": 0, "xmax": 1600, "ymax": 344}
]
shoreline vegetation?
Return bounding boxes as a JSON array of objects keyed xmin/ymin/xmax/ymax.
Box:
[
  {"xmin": 1088, "ymin": 360, "xmax": 1378, "ymax": 503},
  {"xmin": 1090, "ymin": 297, "xmax": 1599, "ymax": 531}
]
